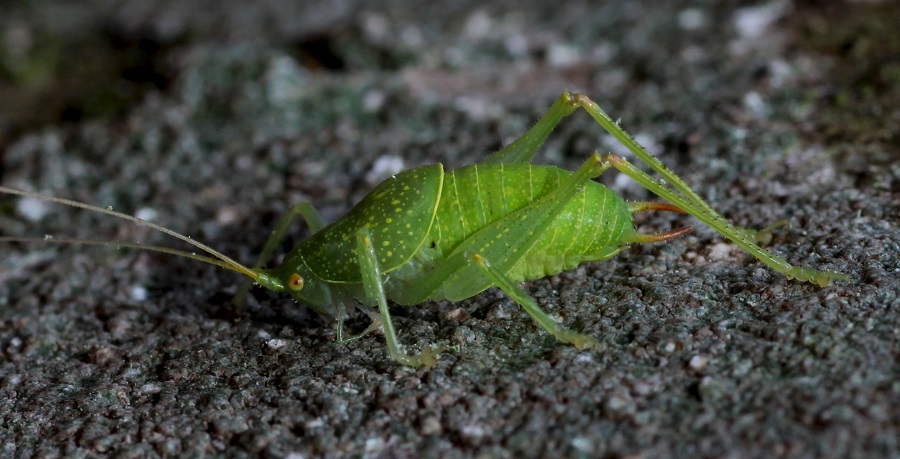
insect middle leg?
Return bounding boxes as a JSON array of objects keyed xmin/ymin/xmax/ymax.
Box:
[{"xmin": 470, "ymin": 253, "xmax": 600, "ymax": 349}]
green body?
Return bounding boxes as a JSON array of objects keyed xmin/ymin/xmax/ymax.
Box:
[{"xmin": 271, "ymin": 162, "xmax": 635, "ymax": 313}]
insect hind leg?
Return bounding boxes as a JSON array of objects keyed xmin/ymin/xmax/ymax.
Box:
[
  {"xmin": 469, "ymin": 253, "xmax": 600, "ymax": 350},
  {"xmin": 603, "ymin": 153, "xmax": 848, "ymax": 286},
  {"xmin": 480, "ymin": 92, "xmax": 580, "ymax": 165},
  {"xmin": 562, "ymin": 91, "xmax": 846, "ymax": 285}
]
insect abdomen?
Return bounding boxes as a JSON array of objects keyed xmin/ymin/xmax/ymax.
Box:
[{"xmin": 431, "ymin": 163, "xmax": 634, "ymax": 283}]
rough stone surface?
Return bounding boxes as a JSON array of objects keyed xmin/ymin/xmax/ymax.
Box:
[{"xmin": 1, "ymin": 1, "xmax": 897, "ymax": 457}]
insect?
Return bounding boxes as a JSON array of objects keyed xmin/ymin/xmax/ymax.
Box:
[{"xmin": 0, "ymin": 92, "xmax": 847, "ymax": 367}]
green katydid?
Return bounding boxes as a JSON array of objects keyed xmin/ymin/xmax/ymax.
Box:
[{"xmin": 0, "ymin": 92, "xmax": 847, "ymax": 367}]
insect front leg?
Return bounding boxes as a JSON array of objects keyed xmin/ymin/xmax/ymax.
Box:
[
  {"xmin": 333, "ymin": 290, "xmax": 382, "ymax": 344},
  {"xmin": 356, "ymin": 228, "xmax": 444, "ymax": 368},
  {"xmin": 233, "ymin": 202, "xmax": 326, "ymax": 307}
]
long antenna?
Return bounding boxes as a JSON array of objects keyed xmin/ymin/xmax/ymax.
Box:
[{"xmin": 0, "ymin": 186, "xmax": 260, "ymax": 281}]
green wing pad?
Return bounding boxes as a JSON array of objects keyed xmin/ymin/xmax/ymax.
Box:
[{"xmin": 300, "ymin": 164, "xmax": 443, "ymax": 282}]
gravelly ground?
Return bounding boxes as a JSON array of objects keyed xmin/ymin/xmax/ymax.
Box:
[{"xmin": 0, "ymin": 1, "xmax": 897, "ymax": 457}]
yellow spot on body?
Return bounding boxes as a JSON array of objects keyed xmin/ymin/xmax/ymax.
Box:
[
  {"xmin": 391, "ymin": 200, "xmax": 400, "ymax": 205},
  {"xmin": 382, "ymin": 241, "xmax": 390, "ymax": 247},
  {"xmin": 386, "ymin": 218, "xmax": 393, "ymax": 223},
  {"xmin": 387, "ymin": 251, "xmax": 393, "ymax": 257},
  {"xmin": 395, "ymin": 208, "xmax": 402, "ymax": 212}
]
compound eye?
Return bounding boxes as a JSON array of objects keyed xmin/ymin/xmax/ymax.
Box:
[{"xmin": 287, "ymin": 273, "xmax": 304, "ymax": 291}]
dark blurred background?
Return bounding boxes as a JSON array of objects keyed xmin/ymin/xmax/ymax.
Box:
[{"xmin": 1, "ymin": 1, "xmax": 897, "ymax": 457}]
